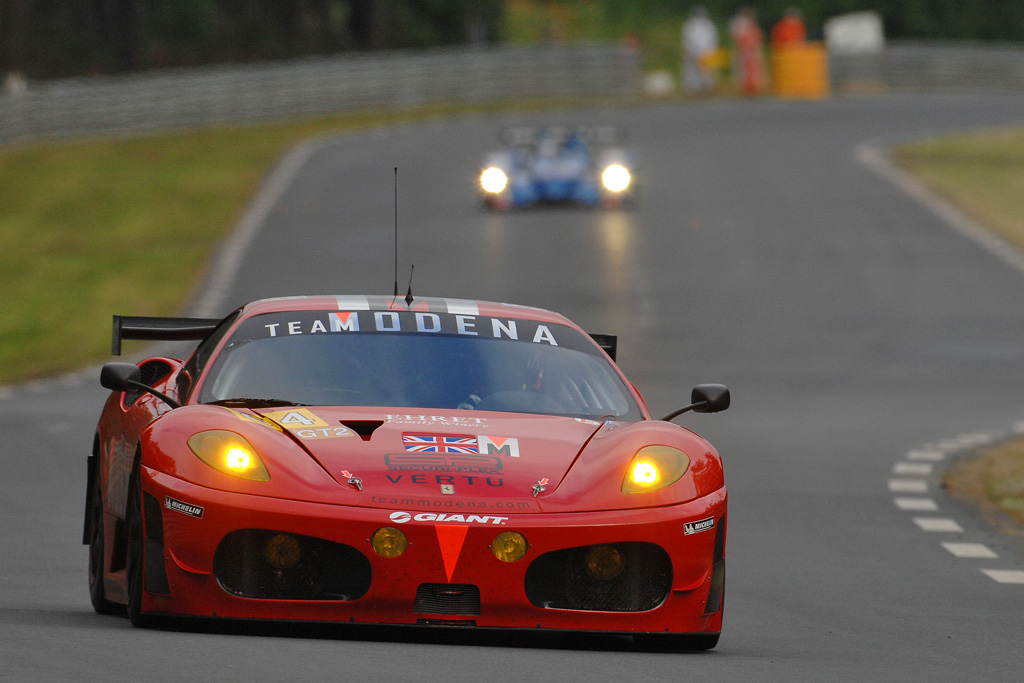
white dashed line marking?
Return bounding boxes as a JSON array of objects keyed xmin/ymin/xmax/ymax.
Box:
[
  {"xmin": 906, "ymin": 450, "xmax": 945, "ymax": 461},
  {"xmin": 894, "ymin": 498, "xmax": 939, "ymax": 511},
  {"xmin": 889, "ymin": 479, "xmax": 928, "ymax": 493},
  {"xmin": 893, "ymin": 463, "xmax": 933, "ymax": 476},
  {"xmin": 914, "ymin": 518, "xmax": 964, "ymax": 533},
  {"xmin": 942, "ymin": 543, "xmax": 998, "ymax": 559},
  {"xmin": 955, "ymin": 433, "xmax": 994, "ymax": 447},
  {"xmin": 982, "ymin": 570, "xmax": 1024, "ymax": 584}
]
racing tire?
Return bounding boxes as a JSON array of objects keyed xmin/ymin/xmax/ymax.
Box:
[
  {"xmin": 634, "ymin": 632, "xmax": 720, "ymax": 652},
  {"xmin": 124, "ymin": 473, "xmax": 148, "ymax": 627},
  {"xmin": 87, "ymin": 475, "xmax": 120, "ymax": 615}
]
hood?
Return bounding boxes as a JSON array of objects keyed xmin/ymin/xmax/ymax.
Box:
[{"xmin": 255, "ymin": 406, "xmax": 604, "ymax": 513}]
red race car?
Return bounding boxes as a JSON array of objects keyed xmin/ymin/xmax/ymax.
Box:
[{"xmin": 85, "ymin": 295, "xmax": 729, "ymax": 650}]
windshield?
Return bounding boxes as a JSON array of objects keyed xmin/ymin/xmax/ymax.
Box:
[{"xmin": 198, "ymin": 310, "xmax": 641, "ymax": 421}]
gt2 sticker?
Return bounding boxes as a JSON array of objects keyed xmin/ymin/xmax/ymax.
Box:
[
  {"xmin": 294, "ymin": 427, "xmax": 353, "ymax": 440},
  {"xmin": 388, "ymin": 511, "xmax": 508, "ymax": 526},
  {"xmin": 165, "ymin": 496, "xmax": 204, "ymax": 519},
  {"xmin": 683, "ymin": 517, "xmax": 715, "ymax": 535}
]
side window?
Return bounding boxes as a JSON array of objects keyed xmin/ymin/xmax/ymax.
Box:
[{"xmin": 176, "ymin": 310, "xmax": 241, "ymax": 402}]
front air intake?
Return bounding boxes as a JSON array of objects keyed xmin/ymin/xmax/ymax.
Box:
[{"xmin": 524, "ymin": 542, "xmax": 671, "ymax": 612}]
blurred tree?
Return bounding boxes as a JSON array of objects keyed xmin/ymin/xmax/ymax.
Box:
[
  {"xmin": 0, "ymin": 0, "xmax": 502, "ymax": 80},
  {"xmin": 8, "ymin": 0, "xmax": 1022, "ymax": 82}
]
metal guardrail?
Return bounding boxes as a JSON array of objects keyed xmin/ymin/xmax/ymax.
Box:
[
  {"xmin": 0, "ymin": 44, "xmax": 641, "ymax": 144},
  {"xmin": 3, "ymin": 40, "xmax": 1022, "ymax": 144},
  {"xmin": 830, "ymin": 40, "xmax": 1024, "ymax": 93}
]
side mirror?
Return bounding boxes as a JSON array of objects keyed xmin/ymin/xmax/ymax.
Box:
[
  {"xmin": 100, "ymin": 362, "xmax": 142, "ymax": 392},
  {"xmin": 659, "ymin": 384, "xmax": 730, "ymax": 422},
  {"xmin": 100, "ymin": 361, "xmax": 181, "ymax": 409},
  {"xmin": 691, "ymin": 384, "xmax": 730, "ymax": 413}
]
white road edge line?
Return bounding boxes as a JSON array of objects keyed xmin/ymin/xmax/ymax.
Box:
[
  {"xmin": 188, "ymin": 137, "xmax": 325, "ymax": 318},
  {"xmin": 855, "ymin": 144, "xmax": 1024, "ymax": 278}
]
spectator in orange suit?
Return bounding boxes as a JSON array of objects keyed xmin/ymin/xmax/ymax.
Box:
[
  {"xmin": 771, "ymin": 7, "xmax": 807, "ymax": 46},
  {"xmin": 730, "ymin": 7, "xmax": 766, "ymax": 96}
]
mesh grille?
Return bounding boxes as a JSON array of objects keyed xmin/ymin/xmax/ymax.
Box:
[
  {"xmin": 214, "ymin": 529, "xmax": 371, "ymax": 601},
  {"xmin": 139, "ymin": 360, "xmax": 172, "ymax": 386},
  {"xmin": 414, "ymin": 583, "xmax": 481, "ymax": 615},
  {"xmin": 524, "ymin": 542, "xmax": 671, "ymax": 612}
]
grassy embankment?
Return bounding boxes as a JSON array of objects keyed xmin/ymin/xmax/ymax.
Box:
[{"xmin": 895, "ymin": 128, "xmax": 1024, "ymax": 528}]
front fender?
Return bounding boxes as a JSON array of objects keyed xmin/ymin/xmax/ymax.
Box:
[{"xmin": 538, "ymin": 420, "xmax": 724, "ymax": 513}]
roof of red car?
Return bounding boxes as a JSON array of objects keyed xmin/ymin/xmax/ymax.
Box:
[{"xmin": 239, "ymin": 295, "xmax": 575, "ymax": 327}]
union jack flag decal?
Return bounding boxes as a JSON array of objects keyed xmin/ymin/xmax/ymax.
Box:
[{"xmin": 402, "ymin": 433, "xmax": 479, "ymax": 454}]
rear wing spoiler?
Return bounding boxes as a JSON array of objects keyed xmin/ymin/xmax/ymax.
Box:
[
  {"xmin": 500, "ymin": 125, "xmax": 626, "ymax": 148},
  {"xmin": 111, "ymin": 314, "xmax": 615, "ymax": 361},
  {"xmin": 588, "ymin": 333, "xmax": 617, "ymax": 362},
  {"xmin": 112, "ymin": 315, "xmax": 221, "ymax": 356}
]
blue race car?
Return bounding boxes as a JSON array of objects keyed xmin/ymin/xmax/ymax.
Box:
[{"xmin": 479, "ymin": 126, "xmax": 636, "ymax": 210}]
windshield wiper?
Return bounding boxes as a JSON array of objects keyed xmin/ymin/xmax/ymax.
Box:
[{"xmin": 207, "ymin": 397, "xmax": 308, "ymax": 408}]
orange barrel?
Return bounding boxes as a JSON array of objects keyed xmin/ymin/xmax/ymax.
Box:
[{"xmin": 770, "ymin": 42, "xmax": 831, "ymax": 99}]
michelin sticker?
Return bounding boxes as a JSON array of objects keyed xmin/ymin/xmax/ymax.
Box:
[{"xmin": 683, "ymin": 517, "xmax": 715, "ymax": 535}]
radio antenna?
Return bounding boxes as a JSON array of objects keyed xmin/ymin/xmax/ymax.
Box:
[
  {"xmin": 393, "ymin": 167, "xmax": 399, "ymax": 298},
  {"xmin": 405, "ymin": 265, "xmax": 415, "ymax": 306}
]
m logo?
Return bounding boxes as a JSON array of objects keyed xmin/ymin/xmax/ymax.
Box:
[{"xmin": 478, "ymin": 435, "xmax": 519, "ymax": 458}]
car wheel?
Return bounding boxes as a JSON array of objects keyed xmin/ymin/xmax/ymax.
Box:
[
  {"xmin": 124, "ymin": 473, "xmax": 148, "ymax": 627},
  {"xmin": 635, "ymin": 632, "xmax": 720, "ymax": 652},
  {"xmin": 87, "ymin": 476, "xmax": 120, "ymax": 615}
]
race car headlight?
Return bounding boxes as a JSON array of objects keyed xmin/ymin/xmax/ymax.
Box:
[
  {"xmin": 601, "ymin": 164, "xmax": 631, "ymax": 193},
  {"xmin": 187, "ymin": 430, "xmax": 270, "ymax": 481},
  {"xmin": 622, "ymin": 445, "xmax": 689, "ymax": 494},
  {"xmin": 480, "ymin": 166, "xmax": 508, "ymax": 194}
]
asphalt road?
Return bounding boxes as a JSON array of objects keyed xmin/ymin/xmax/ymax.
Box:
[{"xmin": 4, "ymin": 93, "xmax": 1024, "ymax": 681}]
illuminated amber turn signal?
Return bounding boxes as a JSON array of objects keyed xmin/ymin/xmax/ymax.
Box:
[
  {"xmin": 187, "ymin": 430, "xmax": 270, "ymax": 481},
  {"xmin": 622, "ymin": 445, "xmax": 689, "ymax": 494}
]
